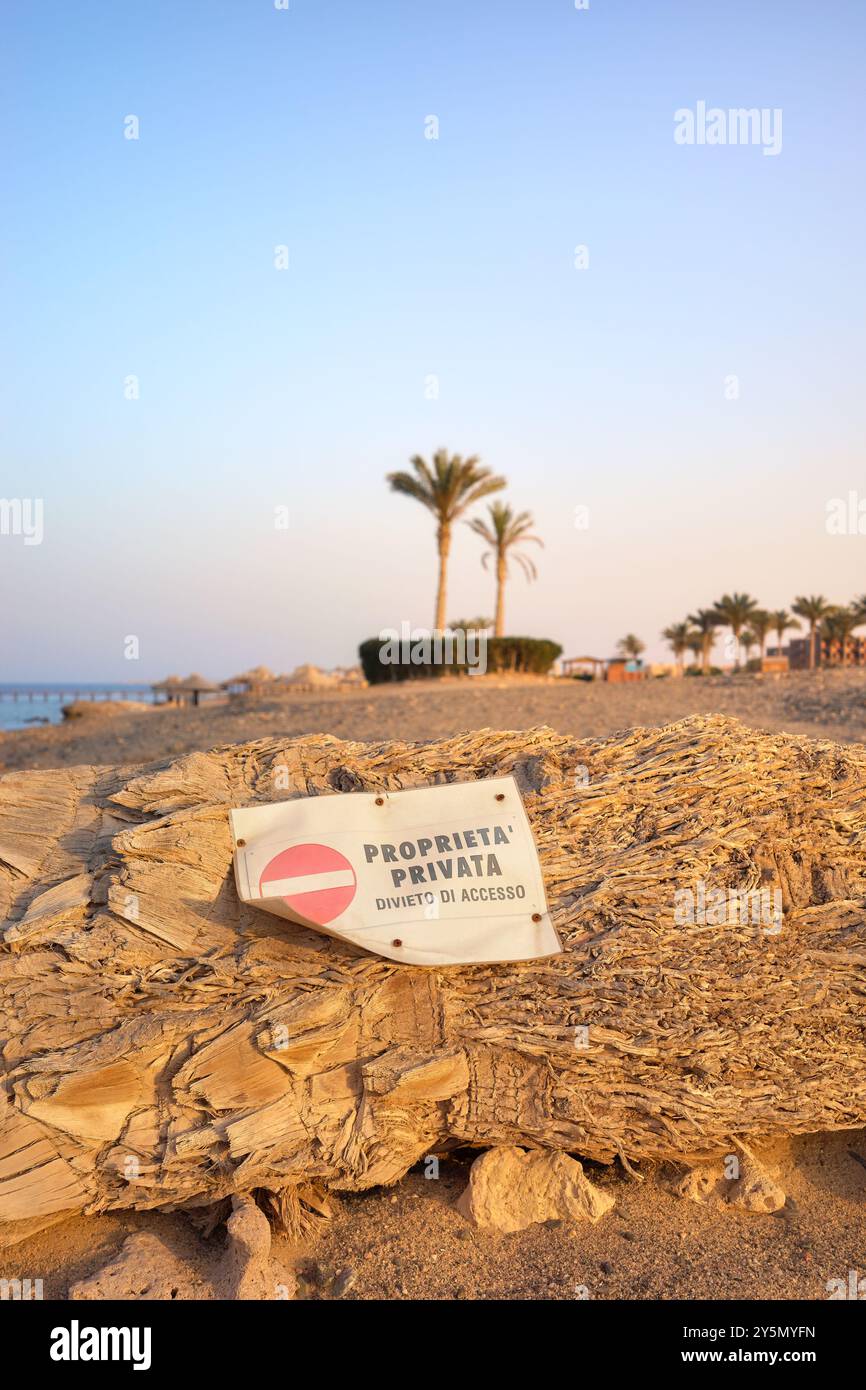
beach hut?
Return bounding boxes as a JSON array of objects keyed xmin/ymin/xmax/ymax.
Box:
[
  {"xmin": 173, "ymin": 673, "xmax": 219, "ymax": 707},
  {"xmin": 605, "ymin": 657, "xmax": 646, "ymax": 683}
]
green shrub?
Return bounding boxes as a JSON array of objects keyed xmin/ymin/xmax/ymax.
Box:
[{"xmin": 358, "ymin": 635, "xmax": 563, "ymax": 684}]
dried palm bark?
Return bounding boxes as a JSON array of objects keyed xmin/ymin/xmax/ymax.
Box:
[{"xmin": 1, "ymin": 715, "xmax": 865, "ymax": 1240}]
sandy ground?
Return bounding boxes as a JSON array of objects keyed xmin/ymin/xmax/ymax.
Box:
[
  {"xmin": 3, "ymin": 668, "xmax": 866, "ymax": 773},
  {"xmin": 2, "ymin": 669, "xmax": 865, "ymax": 1301},
  {"xmin": 5, "ymin": 1135, "xmax": 865, "ymax": 1301}
]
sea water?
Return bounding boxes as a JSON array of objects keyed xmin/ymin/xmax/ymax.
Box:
[{"xmin": 0, "ymin": 684, "xmax": 157, "ymax": 732}]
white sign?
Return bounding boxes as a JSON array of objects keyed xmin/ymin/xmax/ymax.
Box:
[{"xmin": 230, "ymin": 776, "xmax": 561, "ymax": 966}]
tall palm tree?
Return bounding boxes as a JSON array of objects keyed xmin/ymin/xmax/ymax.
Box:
[
  {"xmin": 770, "ymin": 609, "xmax": 799, "ymax": 654},
  {"xmin": 387, "ymin": 450, "xmax": 505, "ymax": 631},
  {"xmin": 713, "ymin": 593, "xmax": 759, "ymax": 669},
  {"xmin": 467, "ymin": 502, "xmax": 542, "ymax": 637},
  {"xmin": 741, "ymin": 629, "xmax": 758, "ymax": 664},
  {"xmin": 792, "ymin": 595, "xmax": 830, "ymax": 670},
  {"xmin": 687, "ymin": 607, "xmax": 720, "ymax": 674},
  {"xmin": 662, "ymin": 621, "xmax": 691, "ymax": 674},
  {"xmin": 749, "ymin": 609, "xmax": 772, "ymax": 662},
  {"xmin": 617, "ymin": 634, "xmax": 645, "ymax": 660}
]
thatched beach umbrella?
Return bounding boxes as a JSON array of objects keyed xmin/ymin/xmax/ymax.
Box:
[
  {"xmin": 174, "ymin": 673, "xmax": 218, "ymax": 707},
  {"xmin": 151, "ymin": 675, "xmax": 182, "ymax": 705},
  {"xmin": 221, "ymin": 666, "xmax": 275, "ymax": 693}
]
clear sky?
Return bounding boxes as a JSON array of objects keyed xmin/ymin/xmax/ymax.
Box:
[{"xmin": 2, "ymin": 0, "xmax": 864, "ymax": 679}]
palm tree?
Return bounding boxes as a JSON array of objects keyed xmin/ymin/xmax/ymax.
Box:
[
  {"xmin": 685, "ymin": 629, "xmax": 703, "ymax": 668},
  {"xmin": 770, "ymin": 609, "xmax": 799, "ymax": 655},
  {"xmin": 387, "ymin": 449, "xmax": 505, "ymax": 631},
  {"xmin": 749, "ymin": 609, "xmax": 773, "ymax": 662},
  {"xmin": 713, "ymin": 593, "xmax": 759, "ymax": 669},
  {"xmin": 687, "ymin": 608, "xmax": 720, "ymax": 674},
  {"xmin": 820, "ymin": 606, "xmax": 859, "ymax": 664},
  {"xmin": 741, "ymin": 629, "xmax": 758, "ymax": 665},
  {"xmin": 467, "ymin": 502, "xmax": 542, "ymax": 637},
  {"xmin": 792, "ymin": 595, "xmax": 830, "ymax": 670},
  {"xmin": 617, "ymin": 634, "xmax": 645, "ymax": 660},
  {"xmin": 662, "ymin": 621, "xmax": 691, "ymax": 674}
]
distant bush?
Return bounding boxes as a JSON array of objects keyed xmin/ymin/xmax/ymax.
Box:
[
  {"xmin": 685, "ymin": 665, "xmax": 723, "ymax": 677},
  {"xmin": 359, "ymin": 635, "xmax": 563, "ymax": 684}
]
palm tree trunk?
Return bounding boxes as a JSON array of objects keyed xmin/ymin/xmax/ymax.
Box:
[
  {"xmin": 435, "ymin": 526, "xmax": 451, "ymax": 632},
  {"xmin": 809, "ymin": 622, "xmax": 816, "ymax": 670},
  {"xmin": 3, "ymin": 722, "xmax": 866, "ymax": 1233},
  {"xmin": 494, "ymin": 555, "xmax": 506, "ymax": 637},
  {"xmin": 702, "ymin": 636, "xmax": 711, "ymax": 674}
]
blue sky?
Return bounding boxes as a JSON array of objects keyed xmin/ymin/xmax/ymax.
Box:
[{"xmin": 2, "ymin": 0, "xmax": 864, "ymax": 679}]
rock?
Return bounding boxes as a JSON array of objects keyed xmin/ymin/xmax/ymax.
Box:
[
  {"xmin": 674, "ymin": 1154, "xmax": 786, "ymax": 1214},
  {"xmin": 728, "ymin": 1156, "xmax": 786, "ymax": 1214},
  {"xmin": 455, "ymin": 1146, "xmax": 615, "ymax": 1234},
  {"xmin": 71, "ymin": 1199, "xmax": 296, "ymax": 1301},
  {"xmin": 673, "ymin": 1163, "xmax": 728, "ymax": 1208},
  {"xmin": 69, "ymin": 1233, "xmax": 209, "ymax": 1301}
]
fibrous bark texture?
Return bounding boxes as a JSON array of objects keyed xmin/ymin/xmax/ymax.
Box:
[{"xmin": 1, "ymin": 715, "xmax": 864, "ymax": 1239}]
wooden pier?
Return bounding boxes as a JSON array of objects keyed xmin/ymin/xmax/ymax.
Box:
[{"xmin": 0, "ymin": 689, "xmax": 155, "ymax": 704}]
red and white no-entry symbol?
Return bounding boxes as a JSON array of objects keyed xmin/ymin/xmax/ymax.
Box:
[{"xmin": 259, "ymin": 843, "xmax": 357, "ymax": 925}]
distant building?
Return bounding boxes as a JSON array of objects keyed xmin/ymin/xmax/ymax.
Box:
[
  {"xmin": 604, "ymin": 657, "xmax": 647, "ymax": 684},
  {"xmin": 561, "ymin": 654, "xmax": 649, "ymax": 682},
  {"xmin": 788, "ymin": 636, "xmax": 866, "ymax": 670}
]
